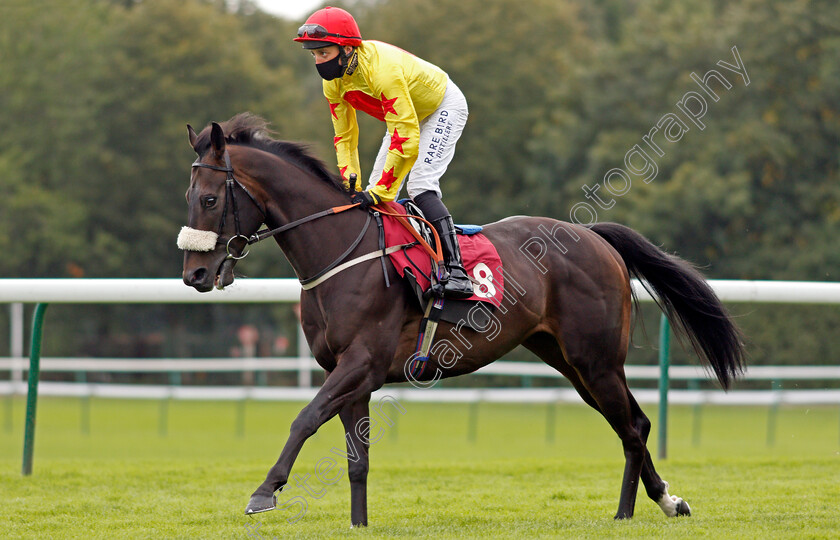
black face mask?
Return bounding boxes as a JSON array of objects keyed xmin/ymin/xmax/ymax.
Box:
[{"xmin": 316, "ymin": 54, "xmax": 345, "ymax": 81}]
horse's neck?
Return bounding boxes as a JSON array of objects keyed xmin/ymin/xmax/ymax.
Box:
[{"xmin": 250, "ymin": 154, "xmax": 375, "ymax": 281}]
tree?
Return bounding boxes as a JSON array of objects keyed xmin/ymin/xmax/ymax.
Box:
[
  {"xmin": 528, "ymin": 0, "xmax": 840, "ymax": 280},
  {"xmin": 344, "ymin": 0, "xmax": 591, "ymax": 223},
  {"xmin": 0, "ymin": 0, "xmax": 111, "ymax": 276}
]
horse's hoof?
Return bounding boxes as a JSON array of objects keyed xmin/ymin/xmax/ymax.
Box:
[
  {"xmin": 675, "ymin": 498, "xmax": 691, "ymax": 517},
  {"xmin": 244, "ymin": 493, "xmax": 277, "ymax": 515}
]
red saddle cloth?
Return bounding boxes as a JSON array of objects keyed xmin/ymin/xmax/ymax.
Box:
[{"xmin": 378, "ymin": 201, "xmax": 504, "ymax": 305}]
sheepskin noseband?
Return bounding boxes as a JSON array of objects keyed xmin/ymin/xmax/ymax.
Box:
[{"xmin": 177, "ymin": 226, "xmax": 219, "ymax": 252}]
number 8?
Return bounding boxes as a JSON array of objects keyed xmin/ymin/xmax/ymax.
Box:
[{"xmin": 471, "ymin": 263, "xmax": 496, "ymax": 298}]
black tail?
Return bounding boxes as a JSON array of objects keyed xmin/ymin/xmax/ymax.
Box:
[{"xmin": 591, "ymin": 222, "xmax": 745, "ymax": 389}]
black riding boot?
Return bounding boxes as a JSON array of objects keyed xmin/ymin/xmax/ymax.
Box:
[
  {"xmin": 431, "ymin": 216, "xmax": 474, "ymax": 299},
  {"xmin": 413, "ymin": 191, "xmax": 474, "ymax": 299}
]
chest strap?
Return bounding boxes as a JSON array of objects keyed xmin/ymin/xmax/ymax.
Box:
[{"xmin": 300, "ymin": 244, "xmax": 413, "ymax": 290}]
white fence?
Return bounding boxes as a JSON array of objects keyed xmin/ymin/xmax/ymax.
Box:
[
  {"xmin": 3, "ymin": 278, "xmax": 840, "ymax": 304},
  {"xmin": 3, "ymin": 279, "xmax": 840, "ymax": 405},
  {"xmin": 2, "ymin": 359, "xmax": 840, "ymax": 406}
]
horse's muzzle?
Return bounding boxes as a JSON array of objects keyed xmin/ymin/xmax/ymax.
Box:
[
  {"xmin": 183, "ymin": 266, "xmax": 214, "ymax": 292},
  {"xmin": 183, "ymin": 257, "xmax": 236, "ymax": 292}
]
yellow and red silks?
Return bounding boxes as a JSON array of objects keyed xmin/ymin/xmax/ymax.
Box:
[{"xmin": 323, "ymin": 40, "xmax": 449, "ymax": 202}]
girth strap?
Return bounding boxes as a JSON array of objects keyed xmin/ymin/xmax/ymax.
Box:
[{"xmin": 374, "ymin": 211, "xmax": 390, "ymax": 288}]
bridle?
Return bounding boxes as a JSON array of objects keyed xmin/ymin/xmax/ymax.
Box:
[
  {"xmin": 188, "ymin": 149, "xmax": 378, "ymax": 286},
  {"xmin": 185, "ymin": 147, "xmax": 444, "ymax": 290},
  {"xmin": 191, "ymin": 149, "xmax": 266, "ymax": 260}
]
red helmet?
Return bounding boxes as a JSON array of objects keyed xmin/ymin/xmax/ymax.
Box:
[{"xmin": 294, "ymin": 7, "xmax": 362, "ymax": 49}]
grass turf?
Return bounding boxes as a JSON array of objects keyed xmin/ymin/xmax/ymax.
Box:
[{"xmin": 1, "ymin": 397, "xmax": 839, "ymax": 538}]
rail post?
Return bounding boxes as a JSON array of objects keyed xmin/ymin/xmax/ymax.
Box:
[
  {"xmin": 22, "ymin": 303, "xmax": 49, "ymax": 476},
  {"xmin": 657, "ymin": 314, "xmax": 671, "ymax": 460}
]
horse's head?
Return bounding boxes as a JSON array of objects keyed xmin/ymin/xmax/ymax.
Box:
[{"xmin": 180, "ymin": 122, "xmax": 265, "ymax": 292}]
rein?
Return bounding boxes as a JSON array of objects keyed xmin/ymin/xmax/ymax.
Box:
[
  {"xmin": 191, "ymin": 150, "xmax": 361, "ymax": 259},
  {"xmin": 371, "ymin": 208, "xmax": 444, "ymax": 266},
  {"xmin": 188, "ymin": 150, "xmax": 429, "ymax": 289}
]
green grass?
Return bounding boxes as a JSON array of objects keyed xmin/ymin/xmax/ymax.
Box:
[{"xmin": 1, "ymin": 397, "xmax": 839, "ymax": 538}]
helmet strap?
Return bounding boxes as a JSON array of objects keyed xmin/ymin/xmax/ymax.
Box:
[{"xmin": 343, "ymin": 48, "xmax": 359, "ymax": 76}]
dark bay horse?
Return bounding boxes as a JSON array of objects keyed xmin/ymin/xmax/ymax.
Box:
[{"xmin": 181, "ymin": 114, "xmax": 744, "ymax": 526}]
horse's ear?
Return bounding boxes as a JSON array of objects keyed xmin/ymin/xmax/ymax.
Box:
[
  {"xmin": 210, "ymin": 122, "xmax": 225, "ymax": 159},
  {"xmin": 187, "ymin": 124, "xmax": 198, "ymax": 152}
]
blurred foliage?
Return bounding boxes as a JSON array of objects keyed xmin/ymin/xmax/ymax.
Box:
[{"xmin": 0, "ymin": 0, "xmax": 838, "ymax": 367}]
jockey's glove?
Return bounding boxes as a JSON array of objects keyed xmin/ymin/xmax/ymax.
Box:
[{"xmin": 351, "ymin": 190, "xmax": 380, "ymax": 209}]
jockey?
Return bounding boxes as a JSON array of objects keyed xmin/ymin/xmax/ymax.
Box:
[{"xmin": 295, "ymin": 6, "xmax": 474, "ymax": 299}]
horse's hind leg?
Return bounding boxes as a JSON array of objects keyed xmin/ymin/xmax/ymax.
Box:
[
  {"xmin": 627, "ymin": 395, "xmax": 691, "ymax": 517},
  {"xmin": 589, "ymin": 373, "xmax": 648, "ymax": 519},
  {"xmin": 524, "ymin": 332, "xmax": 651, "ymax": 519},
  {"xmin": 578, "ymin": 391, "xmax": 687, "ymax": 516}
]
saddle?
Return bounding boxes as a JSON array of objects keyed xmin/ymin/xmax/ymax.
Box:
[{"xmin": 377, "ymin": 200, "xmax": 505, "ymax": 330}]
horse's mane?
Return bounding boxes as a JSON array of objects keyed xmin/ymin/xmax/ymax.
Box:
[{"xmin": 193, "ymin": 113, "xmax": 347, "ymax": 192}]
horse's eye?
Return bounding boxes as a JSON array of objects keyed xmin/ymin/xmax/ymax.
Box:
[{"xmin": 203, "ymin": 196, "xmax": 217, "ymax": 208}]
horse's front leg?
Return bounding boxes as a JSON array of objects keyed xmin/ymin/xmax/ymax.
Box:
[
  {"xmin": 245, "ymin": 352, "xmax": 378, "ymax": 514},
  {"xmin": 338, "ymin": 396, "xmax": 371, "ymax": 527}
]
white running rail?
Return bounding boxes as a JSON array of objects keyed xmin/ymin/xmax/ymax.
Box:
[{"xmin": 3, "ymin": 279, "xmax": 840, "ymax": 405}]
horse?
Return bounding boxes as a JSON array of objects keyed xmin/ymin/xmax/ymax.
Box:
[{"xmin": 180, "ymin": 113, "xmax": 745, "ymax": 527}]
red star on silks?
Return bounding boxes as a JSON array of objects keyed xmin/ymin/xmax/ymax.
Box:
[
  {"xmin": 388, "ymin": 129, "xmax": 410, "ymax": 153},
  {"xmin": 380, "ymin": 93, "xmax": 398, "ymax": 117},
  {"xmin": 339, "ymin": 166, "xmax": 348, "ymax": 180},
  {"xmin": 333, "ymin": 135, "xmax": 342, "ymax": 148},
  {"xmin": 329, "ymin": 102, "xmax": 340, "ymax": 119},
  {"xmin": 377, "ymin": 167, "xmax": 398, "ymax": 190}
]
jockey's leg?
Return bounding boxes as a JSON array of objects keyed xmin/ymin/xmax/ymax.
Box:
[
  {"xmin": 414, "ymin": 191, "xmax": 474, "ymax": 299},
  {"xmin": 407, "ymin": 80, "xmax": 471, "ymax": 298}
]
